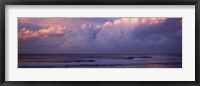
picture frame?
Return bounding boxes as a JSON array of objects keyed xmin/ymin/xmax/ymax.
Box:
[{"xmin": 0, "ymin": 0, "xmax": 199, "ymax": 86}]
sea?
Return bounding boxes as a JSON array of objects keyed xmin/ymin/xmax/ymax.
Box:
[{"xmin": 18, "ymin": 54, "xmax": 182, "ymax": 68}]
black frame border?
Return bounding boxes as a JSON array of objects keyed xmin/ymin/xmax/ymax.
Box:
[{"xmin": 0, "ymin": 0, "xmax": 199, "ymax": 86}]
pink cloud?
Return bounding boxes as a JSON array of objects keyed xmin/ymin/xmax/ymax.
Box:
[
  {"xmin": 18, "ymin": 18, "xmax": 91, "ymax": 29},
  {"xmin": 18, "ymin": 26, "xmax": 66, "ymax": 40},
  {"xmin": 59, "ymin": 18, "xmax": 168, "ymax": 48},
  {"xmin": 38, "ymin": 26, "xmax": 66, "ymax": 35},
  {"xmin": 97, "ymin": 18, "xmax": 167, "ymax": 30},
  {"xmin": 94, "ymin": 18, "xmax": 167, "ymax": 47},
  {"xmin": 18, "ymin": 18, "xmax": 30, "ymax": 23},
  {"xmin": 18, "ymin": 18, "xmax": 167, "ymax": 42}
]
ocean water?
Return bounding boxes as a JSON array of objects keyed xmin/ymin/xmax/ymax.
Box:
[{"xmin": 18, "ymin": 54, "xmax": 182, "ymax": 68}]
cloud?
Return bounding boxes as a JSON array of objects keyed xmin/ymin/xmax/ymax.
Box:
[
  {"xmin": 18, "ymin": 18, "xmax": 182, "ymax": 54},
  {"xmin": 59, "ymin": 18, "xmax": 178, "ymax": 53},
  {"xmin": 18, "ymin": 18, "xmax": 29, "ymax": 23},
  {"xmin": 94, "ymin": 18, "xmax": 167, "ymax": 46},
  {"xmin": 61, "ymin": 18, "xmax": 181, "ymax": 54},
  {"xmin": 97, "ymin": 18, "xmax": 166, "ymax": 29},
  {"xmin": 18, "ymin": 18, "xmax": 117, "ymax": 30},
  {"xmin": 18, "ymin": 26, "xmax": 66, "ymax": 40},
  {"xmin": 60, "ymin": 24, "xmax": 98, "ymax": 49},
  {"xmin": 38, "ymin": 26, "xmax": 66, "ymax": 35}
]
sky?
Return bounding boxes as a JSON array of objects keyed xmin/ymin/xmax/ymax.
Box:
[{"xmin": 18, "ymin": 17, "xmax": 182, "ymax": 54}]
